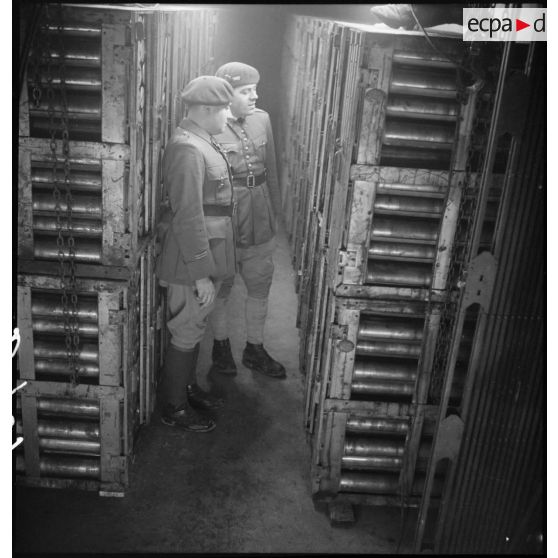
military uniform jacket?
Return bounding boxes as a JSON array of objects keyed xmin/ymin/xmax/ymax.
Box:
[
  {"xmin": 214, "ymin": 108, "xmax": 280, "ymax": 247},
  {"xmin": 155, "ymin": 118, "xmax": 235, "ymax": 286}
]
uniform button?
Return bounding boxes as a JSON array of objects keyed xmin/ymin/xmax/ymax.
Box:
[
  {"xmin": 244, "ymin": 147, "xmax": 248, "ymax": 150},
  {"xmin": 248, "ymin": 163, "xmax": 252, "ymax": 167},
  {"xmin": 245, "ymin": 155, "xmax": 249, "ymax": 159}
]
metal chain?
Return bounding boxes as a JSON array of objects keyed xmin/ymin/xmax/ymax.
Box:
[
  {"xmin": 57, "ymin": 4, "xmax": 80, "ymax": 385},
  {"xmin": 428, "ymin": 44, "xmax": 502, "ymax": 403},
  {"xmin": 43, "ymin": 6, "xmax": 66, "ymax": 292},
  {"xmin": 44, "ymin": 5, "xmax": 80, "ymax": 385}
]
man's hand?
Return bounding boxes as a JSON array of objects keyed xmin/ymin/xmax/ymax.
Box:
[{"xmin": 194, "ymin": 277, "xmax": 215, "ymax": 309}]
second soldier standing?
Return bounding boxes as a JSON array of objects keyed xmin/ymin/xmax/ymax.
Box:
[{"xmin": 208, "ymin": 62, "xmax": 286, "ymax": 379}]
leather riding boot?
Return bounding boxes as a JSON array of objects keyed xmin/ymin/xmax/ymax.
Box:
[
  {"xmin": 242, "ymin": 342, "xmax": 287, "ymax": 379},
  {"xmin": 210, "ymin": 338, "xmax": 238, "ymax": 375},
  {"xmin": 159, "ymin": 344, "xmax": 189, "ymax": 408},
  {"xmin": 186, "ymin": 343, "xmax": 225, "ymax": 411},
  {"xmin": 187, "ymin": 384, "xmax": 225, "ymax": 410},
  {"xmin": 159, "ymin": 345, "xmax": 215, "ymax": 432}
]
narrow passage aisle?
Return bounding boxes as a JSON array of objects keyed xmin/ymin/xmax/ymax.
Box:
[{"xmin": 15, "ymin": 224, "xmax": 413, "ymax": 554}]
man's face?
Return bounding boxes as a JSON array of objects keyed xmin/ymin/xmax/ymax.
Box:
[
  {"xmin": 206, "ymin": 104, "xmax": 230, "ymax": 134},
  {"xmin": 229, "ymin": 84, "xmax": 258, "ymax": 118}
]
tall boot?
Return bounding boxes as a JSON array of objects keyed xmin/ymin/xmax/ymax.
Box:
[
  {"xmin": 210, "ymin": 338, "xmax": 237, "ymax": 375},
  {"xmin": 159, "ymin": 344, "xmax": 215, "ymax": 432},
  {"xmin": 186, "ymin": 343, "xmax": 225, "ymax": 410}
]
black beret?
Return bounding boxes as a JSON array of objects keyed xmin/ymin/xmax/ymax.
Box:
[
  {"xmin": 181, "ymin": 76, "xmax": 233, "ymax": 106},
  {"xmin": 215, "ymin": 62, "xmax": 260, "ymax": 88}
]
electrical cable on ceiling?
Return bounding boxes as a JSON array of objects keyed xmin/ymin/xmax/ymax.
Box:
[{"xmin": 409, "ymin": 4, "xmax": 484, "ymax": 83}]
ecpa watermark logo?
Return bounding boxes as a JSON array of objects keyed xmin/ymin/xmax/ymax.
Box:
[{"xmin": 463, "ymin": 7, "xmax": 547, "ymax": 42}]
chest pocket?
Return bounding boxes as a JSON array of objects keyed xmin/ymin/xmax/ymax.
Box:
[
  {"xmin": 219, "ymin": 141, "xmax": 244, "ymax": 174},
  {"xmin": 218, "ymin": 141, "xmax": 243, "ymax": 173},
  {"xmin": 252, "ymin": 133, "xmax": 267, "ymax": 159},
  {"xmin": 205, "ymin": 164, "xmax": 232, "ymax": 205}
]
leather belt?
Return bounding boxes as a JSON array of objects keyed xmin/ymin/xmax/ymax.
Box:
[
  {"xmin": 233, "ymin": 171, "xmax": 266, "ymax": 188},
  {"xmin": 203, "ymin": 204, "xmax": 235, "ymax": 217}
]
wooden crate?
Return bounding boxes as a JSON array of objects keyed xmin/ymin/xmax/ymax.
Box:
[
  {"xmin": 333, "ymin": 165, "xmax": 452, "ymax": 300},
  {"xmin": 17, "ymin": 138, "xmax": 145, "ymax": 270},
  {"xmin": 19, "ymin": 6, "xmax": 131, "ymax": 144},
  {"xmin": 303, "ymin": 163, "xmax": 502, "ymax": 304},
  {"xmin": 311, "ymin": 295, "xmax": 473, "ymax": 406},
  {"xmin": 15, "ymin": 380, "xmax": 133, "ymax": 496},
  {"xmin": 319, "ymin": 296, "xmax": 430, "ymax": 401},
  {"xmin": 355, "ymin": 33, "xmax": 465, "ymax": 170},
  {"xmin": 16, "ymin": 240, "xmax": 162, "ymax": 423},
  {"xmin": 310, "ymin": 400, "xmax": 443, "ymax": 508}
]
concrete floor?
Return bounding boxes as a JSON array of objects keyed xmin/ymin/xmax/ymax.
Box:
[{"xmin": 14, "ymin": 225, "xmax": 415, "ymax": 554}]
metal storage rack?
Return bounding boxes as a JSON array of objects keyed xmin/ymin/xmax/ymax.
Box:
[
  {"xmin": 16, "ymin": 4, "xmax": 218, "ymax": 494},
  {"xmin": 278, "ymin": 15, "xmax": 511, "ymax": 539}
]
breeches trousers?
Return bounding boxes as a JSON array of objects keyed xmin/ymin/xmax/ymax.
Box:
[
  {"xmin": 210, "ymin": 237, "xmax": 276, "ymax": 344},
  {"xmin": 166, "ymin": 280, "xmax": 222, "ymax": 350},
  {"xmin": 219, "ymin": 237, "xmax": 276, "ymax": 299}
]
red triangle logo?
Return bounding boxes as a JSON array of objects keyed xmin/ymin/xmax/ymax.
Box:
[{"xmin": 516, "ymin": 18, "xmax": 530, "ymax": 31}]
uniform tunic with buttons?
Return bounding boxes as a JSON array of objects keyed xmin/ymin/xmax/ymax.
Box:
[
  {"xmin": 214, "ymin": 108, "xmax": 280, "ymax": 247},
  {"xmin": 156, "ymin": 118, "xmax": 235, "ymax": 286}
]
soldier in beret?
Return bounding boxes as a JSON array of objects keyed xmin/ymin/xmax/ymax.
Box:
[
  {"xmin": 155, "ymin": 76, "xmax": 236, "ymax": 432},
  {"xmin": 208, "ymin": 62, "xmax": 286, "ymax": 379}
]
